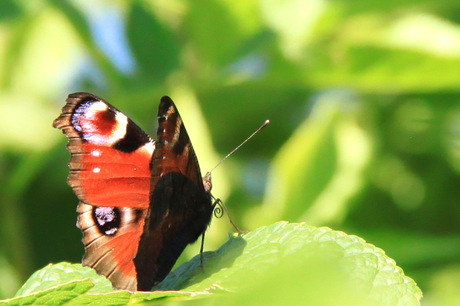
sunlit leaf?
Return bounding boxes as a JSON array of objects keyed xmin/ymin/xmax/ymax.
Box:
[{"xmin": 6, "ymin": 223, "xmax": 421, "ymax": 305}]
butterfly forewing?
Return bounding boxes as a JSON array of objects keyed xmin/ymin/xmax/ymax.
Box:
[{"xmin": 133, "ymin": 96, "xmax": 214, "ymax": 290}]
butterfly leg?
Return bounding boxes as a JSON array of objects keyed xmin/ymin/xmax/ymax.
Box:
[{"xmin": 200, "ymin": 231, "xmax": 206, "ymax": 272}]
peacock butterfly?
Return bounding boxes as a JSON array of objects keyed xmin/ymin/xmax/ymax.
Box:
[{"xmin": 53, "ymin": 92, "xmax": 215, "ymax": 291}]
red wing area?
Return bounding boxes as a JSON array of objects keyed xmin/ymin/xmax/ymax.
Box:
[
  {"xmin": 54, "ymin": 93, "xmax": 155, "ymax": 209},
  {"xmin": 69, "ymin": 142, "xmax": 152, "ymax": 208},
  {"xmin": 54, "ymin": 92, "xmax": 155, "ymax": 291}
]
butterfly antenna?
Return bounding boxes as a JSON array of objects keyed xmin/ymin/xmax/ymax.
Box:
[
  {"xmin": 208, "ymin": 119, "xmax": 270, "ymax": 174},
  {"xmin": 205, "ymin": 119, "xmax": 269, "ymax": 234}
]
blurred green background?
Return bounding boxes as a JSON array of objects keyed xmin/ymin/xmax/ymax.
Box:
[{"xmin": 1, "ymin": 0, "xmax": 460, "ymax": 303}]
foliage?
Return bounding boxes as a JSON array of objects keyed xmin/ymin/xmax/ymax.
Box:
[
  {"xmin": 0, "ymin": 0, "xmax": 459, "ymax": 303},
  {"xmin": 3, "ymin": 222, "xmax": 421, "ymax": 305}
]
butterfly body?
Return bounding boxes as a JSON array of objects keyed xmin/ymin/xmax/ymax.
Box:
[{"xmin": 53, "ymin": 93, "xmax": 213, "ymax": 291}]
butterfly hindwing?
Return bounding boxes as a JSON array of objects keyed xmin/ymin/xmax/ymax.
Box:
[{"xmin": 54, "ymin": 93, "xmax": 214, "ymax": 291}]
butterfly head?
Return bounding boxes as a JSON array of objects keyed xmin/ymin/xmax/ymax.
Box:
[{"xmin": 202, "ymin": 171, "xmax": 212, "ymax": 194}]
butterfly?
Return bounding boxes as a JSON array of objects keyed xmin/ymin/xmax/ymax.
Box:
[{"xmin": 53, "ymin": 92, "xmax": 215, "ymax": 291}]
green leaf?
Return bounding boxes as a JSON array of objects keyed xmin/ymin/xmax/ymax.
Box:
[
  {"xmin": 14, "ymin": 263, "xmax": 113, "ymax": 296},
  {"xmin": 4, "ymin": 223, "xmax": 421, "ymax": 305},
  {"xmin": 8, "ymin": 263, "xmax": 209, "ymax": 305},
  {"xmin": 4, "ymin": 280, "xmax": 98, "ymax": 305},
  {"xmin": 158, "ymin": 222, "xmax": 422, "ymax": 305}
]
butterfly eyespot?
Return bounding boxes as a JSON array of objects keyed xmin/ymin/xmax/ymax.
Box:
[
  {"xmin": 93, "ymin": 167, "xmax": 101, "ymax": 173},
  {"xmin": 72, "ymin": 100, "xmax": 109, "ymax": 133},
  {"xmin": 93, "ymin": 206, "xmax": 120, "ymax": 236}
]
